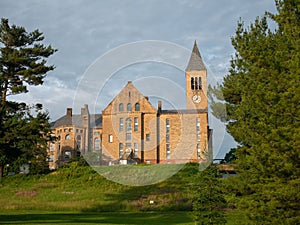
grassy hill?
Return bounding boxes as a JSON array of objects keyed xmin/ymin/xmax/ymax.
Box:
[
  {"xmin": 0, "ymin": 162, "xmax": 244, "ymax": 224},
  {"xmin": 0, "ymin": 162, "xmax": 199, "ymax": 212}
]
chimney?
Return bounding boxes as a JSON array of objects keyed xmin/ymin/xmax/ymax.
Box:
[
  {"xmin": 66, "ymin": 108, "xmax": 72, "ymax": 117},
  {"xmin": 158, "ymin": 101, "xmax": 162, "ymax": 113},
  {"xmin": 145, "ymin": 96, "xmax": 149, "ymax": 101}
]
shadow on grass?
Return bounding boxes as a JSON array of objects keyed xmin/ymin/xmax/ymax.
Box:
[{"xmin": 0, "ymin": 212, "xmax": 193, "ymax": 225}]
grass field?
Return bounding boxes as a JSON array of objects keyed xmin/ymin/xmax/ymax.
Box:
[{"xmin": 0, "ymin": 162, "xmax": 245, "ymax": 224}]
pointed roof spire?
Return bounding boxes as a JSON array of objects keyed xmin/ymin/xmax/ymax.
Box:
[{"xmin": 186, "ymin": 40, "xmax": 206, "ymax": 71}]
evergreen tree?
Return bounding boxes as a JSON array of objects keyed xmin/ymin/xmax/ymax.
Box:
[
  {"xmin": 0, "ymin": 18, "xmax": 56, "ymax": 177},
  {"xmin": 191, "ymin": 165, "xmax": 227, "ymax": 225},
  {"xmin": 210, "ymin": 0, "xmax": 300, "ymax": 223}
]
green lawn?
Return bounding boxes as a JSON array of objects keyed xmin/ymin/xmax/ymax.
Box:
[
  {"xmin": 0, "ymin": 211, "xmax": 194, "ymax": 225},
  {"xmin": 0, "ymin": 163, "xmax": 245, "ymax": 224}
]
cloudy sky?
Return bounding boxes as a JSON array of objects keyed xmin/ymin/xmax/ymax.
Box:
[{"xmin": 0, "ymin": 0, "xmax": 277, "ymax": 158}]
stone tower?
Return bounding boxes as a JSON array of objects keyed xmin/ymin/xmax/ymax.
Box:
[{"xmin": 185, "ymin": 41, "xmax": 208, "ymax": 110}]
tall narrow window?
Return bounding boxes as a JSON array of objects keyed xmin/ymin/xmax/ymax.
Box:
[
  {"xmin": 134, "ymin": 117, "xmax": 138, "ymax": 132},
  {"xmin": 127, "ymin": 103, "xmax": 132, "ymax": 111},
  {"xmin": 119, "ymin": 118, "xmax": 124, "ymax": 132},
  {"xmin": 196, "ymin": 117, "xmax": 200, "ymax": 142},
  {"xmin": 166, "ymin": 144, "xmax": 170, "ymax": 160},
  {"xmin": 126, "ymin": 118, "xmax": 132, "ymax": 132},
  {"xmin": 197, "ymin": 144, "xmax": 201, "ymax": 158},
  {"xmin": 94, "ymin": 138, "xmax": 100, "ymax": 151},
  {"xmin": 191, "ymin": 77, "xmax": 195, "ymax": 90},
  {"xmin": 134, "ymin": 143, "xmax": 138, "ymax": 158},
  {"xmin": 135, "ymin": 103, "xmax": 140, "ymax": 111},
  {"xmin": 119, "ymin": 143, "xmax": 123, "ymax": 158},
  {"xmin": 166, "ymin": 135, "xmax": 170, "ymax": 143},
  {"xmin": 199, "ymin": 77, "xmax": 202, "ymax": 89},
  {"xmin": 49, "ymin": 142, "xmax": 54, "ymax": 151},
  {"xmin": 195, "ymin": 77, "xmax": 198, "ymax": 90},
  {"xmin": 146, "ymin": 134, "xmax": 150, "ymax": 141},
  {"xmin": 119, "ymin": 103, "xmax": 124, "ymax": 112},
  {"xmin": 166, "ymin": 119, "xmax": 170, "ymax": 134},
  {"xmin": 108, "ymin": 134, "xmax": 113, "ymax": 143}
]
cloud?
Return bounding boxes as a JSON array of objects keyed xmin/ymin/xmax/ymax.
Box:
[{"xmin": 0, "ymin": 0, "xmax": 277, "ymax": 157}]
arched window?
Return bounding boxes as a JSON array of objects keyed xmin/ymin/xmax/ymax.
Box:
[
  {"xmin": 127, "ymin": 103, "xmax": 132, "ymax": 111},
  {"xmin": 135, "ymin": 103, "xmax": 140, "ymax": 111},
  {"xmin": 119, "ymin": 103, "xmax": 124, "ymax": 112},
  {"xmin": 94, "ymin": 137, "xmax": 100, "ymax": 151},
  {"xmin": 65, "ymin": 134, "xmax": 71, "ymax": 140},
  {"xmin": 126, "ymin": 118, "xmax": 132, "ymax": 132}
]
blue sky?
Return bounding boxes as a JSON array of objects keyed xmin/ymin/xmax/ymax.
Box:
[{"xmin": 0, "ymin": 0, "xmax": 277, "ymax": 158}]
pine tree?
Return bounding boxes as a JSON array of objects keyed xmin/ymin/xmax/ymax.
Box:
[
  {"xmin": 0, "ymin": 18, "xmax": 56, "ymax": 177},
  {"xmin": 210, "ymin": 0, "xmax": 300, "ymax": 223},
  {"xmin": 191, "ymin": 165, "xmax": 227, "ymax": 225}
]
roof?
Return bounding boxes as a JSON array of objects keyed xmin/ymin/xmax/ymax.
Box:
[
  {"xmin": 161, "ymin": 109, "xmax": 207, "ymax": 114},
  {"xmin": 186, "ymin": 41, "xmax": 206, "ymax": 71},
  {"xmin": 51, "ymin": 114, "xmax": 102, "ymax": 129}
]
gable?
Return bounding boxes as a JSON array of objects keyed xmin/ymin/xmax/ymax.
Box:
[{"xmin": 102, "ymin": 81, "xmax": 157, "ymax": 115}]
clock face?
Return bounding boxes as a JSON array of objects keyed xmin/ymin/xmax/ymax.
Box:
[{"xmin": 192, "ymin": 94, "xmax": 201, "ymax": 103}]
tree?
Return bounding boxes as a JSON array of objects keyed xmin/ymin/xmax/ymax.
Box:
[
  {"xmin": 191, "ymin": 165, "xmax": 227, "ymax": 225},
  {"xmin": 210, "ymin": 0, "xmax": 300, "ymax": 223},
  {"xmin": 0, "ymin": 18, "xmax": 56, "ymax": 177},
  {"xmin": 220, "ymin": 148, "xmax": 236, "ymax": 164}
]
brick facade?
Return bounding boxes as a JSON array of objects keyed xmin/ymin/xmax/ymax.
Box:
[{"xmin": 48, "ymin": 42, "xmax": 212, "ymax": 168}]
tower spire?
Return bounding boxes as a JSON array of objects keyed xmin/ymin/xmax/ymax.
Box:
[{"xmin": 186, "ymin": 40, "xmax": 206, "ymax": 71}]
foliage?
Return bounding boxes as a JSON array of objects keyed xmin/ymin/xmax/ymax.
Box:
[
  {"xmin": 210, "ymin": 0, "xmax": 300, "ymax": 223},
  {"xmin": 0, "ymin": 18, "xmax": 56, "ymax": 177},
  {"xmin": 220, "ymin": 148, "xmax": 236, "ymax": 164},
  {"xmin": 191, "ymin": 165, "xmax": 227, "ymax": 225}
]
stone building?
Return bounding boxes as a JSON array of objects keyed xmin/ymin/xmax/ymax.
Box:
[{"xmin": 48, "ymin": 41, "xmax": 212, "ymax": 169}]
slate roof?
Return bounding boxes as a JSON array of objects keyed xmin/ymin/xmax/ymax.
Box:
[
  {"xmin": 51, "ymin": 114, "xmax": 102, "ymax": 129},
  {"xmin": 186, "ymin": 41, "xmax": 206, "ymax": 71},
  {"xmin": 161, "ymin": 109, "xmax": 207, "ymax": 114}
]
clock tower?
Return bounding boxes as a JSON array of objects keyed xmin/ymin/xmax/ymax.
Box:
[{"xmin": 186, "ymin": 41, "xmax": 208, "ymax": 110}]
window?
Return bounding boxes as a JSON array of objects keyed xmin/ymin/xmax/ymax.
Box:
[
  {"xmin": 49, "ymin": 155, "xmax": 54, "ymax": 162},
  {"xmin": 196, "ymin": 117, "xmax": 200, "ymax": 141},
  {"xmin": 191, "ymin": 77, "xmax": 195, "ymax": 90},
  {"xmin": 166, "ymin": 134, "xmax": 170, "ymax": 143},
  {"xmin": 166, "ymin": 119, "xmax": 170, "ymax": 134},
  {"xmin": 76, "ymin": 129, "xmax": 79, "ymax": 133},
  {"xmin": 135, "ymin": 103, "xmax": 140, "ymax": 111},
  {"xmin": 146, "ymin": 134, "xmax": 150, "ymax": 141},
  {"xmin": 126, "ymin": 133, "xmax": 131, "ymax": 141},
  {"xmin": 191, "ymin": 77, "xmax": 202, "ymax": 90},
  {"xmin": 134, "ymin": 117, "xmax": 138, "ymax": 132},
  {"xmin": 119, "ymin": 118, "xmax": 124, "ymax": 132},
  {"xmin": 126, "ymin": 143, "xmax": 132, "ymax": 148},
  {"xmin": 64, "ymin": 128, "xmax": 68, "ymax": 132},
  {"xmin": 126, "ymin": 118, "xmax": 132, "ymax": 132},
  {"xmin": 119, "ymin": 103, "xmax": 124, "ymax": 112},
  {"xmin": 119, "ymin": 143, "xmax": 123, "ymax": 158},
  {"xmin": 94, "ymin": 131, "xmax": 100, "ymax": 136},
  {"xmin": 65, "ymin": 134, "xmax": 71, "ymax": 140},
  {"xmin": 134, "ymin": 143, "xmax": 138, "ymax": 158},
  {"xmin": 127, "ymin": 103, "xmax": 132, "ymax": 111},
  {"xmin": 49, "ymin": 143, "xmax": 54, "ymax": 151},
  {"xmin": 197, "ymin": 133, "xmax": 201, "ymax": 142},
  {"xmin": 69, "ymin": 128, "xmax": 73, "ymax": 132},
  {"xmin": 197, "ymin": 144, "xmax": 201, "ymax": 158},
  {"xmin": 94, "ymin": 138, "xmax": 100, "ymax": 151},
  {"xmin": 108, "ymin": 134, "xmax": 113, "ymax": 143},
  {"xmin": 166, "ymin": 144, "xmax": 170, "ymax": 160},
  {"xmin": 65, "ymin": 151, "xmax": 71, "ymax": 159}
]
